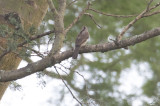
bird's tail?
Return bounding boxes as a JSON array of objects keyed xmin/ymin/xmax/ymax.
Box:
[{"xmin": 72, "ymin": 47, "xmax": 80, "ymax": 59}]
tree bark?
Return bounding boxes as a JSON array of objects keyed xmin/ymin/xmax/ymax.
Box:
[
  {"xmin": 0, "ymin": 0, "xmax": 48, "ymax": 101},
  {"xmin": 1, "ymin": 27, "xmax": 160, "ymax": 82}
]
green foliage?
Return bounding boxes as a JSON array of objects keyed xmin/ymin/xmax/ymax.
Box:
[
  {"xmin": 143, "ymin": 79, "xmax": 157, "ymax": 97},
  {"xmin": 9, "ymin": 81, "xmax": 22, "ymax": 91},
  {"xmin": 0, "ymin": 24, "xmax": 10, "ymax": 37},
  {"xmin": 0, "ymin": 12, "xmax": 37, "ymax": 59},
  {"xmin": 5, "ymin": 12, "xmax": 22, "ymax": 29},
  {"xmin": 29, "ymin": 25, "xmax": 36, "ymax": 35}
]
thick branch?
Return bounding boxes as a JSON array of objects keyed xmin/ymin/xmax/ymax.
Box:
[
  {"xmin": 58, "ymin": 0, "xmax": 66, "ymax": 15},
  {"xmin": 1, "ymin": 27, "xmax": 160, "ymax": 82},
  {"xmin": 48, "ymin": 0, "xmax": 66, "ymax": 55}
]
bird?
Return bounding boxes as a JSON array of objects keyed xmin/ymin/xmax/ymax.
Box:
[{"xmin": 72, "ymin": 26, "xmax": 90, "ymax": 59}]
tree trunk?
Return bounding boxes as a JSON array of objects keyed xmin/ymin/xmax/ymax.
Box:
[{"xmin": 0, "ymin": 0, "xmax": 48, "ymax": 101}]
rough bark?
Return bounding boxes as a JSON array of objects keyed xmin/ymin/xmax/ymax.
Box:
[
  {"xmin": 0, "ymin": 27, "xmax": 160, "ymax": 82},
  {"xmin": 0, "ymin": 0, "xmax": 48, "ymax": 101},
  {"xmin": 47, "ymin": 0, "xmax": 66, "ymax": 55}
]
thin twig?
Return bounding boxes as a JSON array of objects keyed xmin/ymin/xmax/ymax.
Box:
[
  {"xmin": 60, "ymin": 63, "xmax": 70, "ymax": 69},
  {"xmin": 20, "ymin": 30, "xmax": 55, "ymax": 47},
  {"xmin": 65, "ymin": 2, "xmax": 91, "ymax": 33},
  {"xmin": 75, "ymin": 70, "xmax": 89, "ymax": 91},
  {"xmin": 54, "ymin": 66, "xmax": 83, "ymax": 106},
  {"xmin": 89, "ymin": 8, "xmax": 137, "ymax": 18},
  {"xmin": 146, "ymin": 0, "xmax": 154, "ymax": 11},
  {"xmin": 67, "ymin": 0, "xmax": 79, "ymax": 7},
  {"xmin": 23, "ymin": 46, "xmax": 45, "ymax": 58},
  {"xmin": 46, "ymin": 36, "xmax": 53, "ymax": 54},
  {"xmin": 149, "ymin": 1, "xmax": 160, "ymax": 10},
  {"xmin": 84, "ymin": 13, "xmax": 102, "ymax": 28},
  {"xmin": 56, "ymin": 65, "xmax": 69, "ymax": 75},
  {"xmin": 47, "ymin": 0, "xmax": 58, "ymax": 16},
  {"xmin": 143, "ymin": 10, "xmax": 160, "ymax": 17}
]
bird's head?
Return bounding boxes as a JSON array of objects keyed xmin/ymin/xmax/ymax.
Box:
[{"xmin": 83, "ymin": 26, "xmax": 87, "ymax": 29}]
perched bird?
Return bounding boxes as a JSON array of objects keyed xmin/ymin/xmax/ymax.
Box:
[{"xmin": 72, "ymin": 26, "xmax": 90, "ymax": 59}]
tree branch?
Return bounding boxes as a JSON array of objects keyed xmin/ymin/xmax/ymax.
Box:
[
  {"xmin": 47, "ymin": 0, "xmax": 58, "ymax": 16},
  {"xmin": 58, "ymin": 0, "xmax": 66, "ymax": 16},
  {"xmin": 1, "ymin": 27, "xmax": 160, "ymax": 82},
  {"xmin": 144, "ymin": 10, "xmax": 160, "ymax": 17},
  {"xmin": 65, "ymin": 2, "xmax": 91, "ymax": 33},
  {"xmin": 116, "ymin": 1, "xmax": 160, "ymax": 42},
  {"xmin": 89, "ymin": 8, "xmax": 137, "ymax": 18},
  {"xmin": 54, "ymin": 66, "xmax": 83, "ymax": 106},
  {"xmin": 48, "ymin": 0, "xmax": 66, "ymax": 55},
  {"xmin": 67, "ymin": 0, "xmax": 79, "ymax": 7},
  {"xmin": 84, "ymin": 13, "xmax": 101, "ymax": 28}
]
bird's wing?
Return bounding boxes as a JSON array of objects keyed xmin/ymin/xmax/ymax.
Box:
[{"xmin": 75, "ymin": 30, "xmax": 89, "ymax": 46}]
